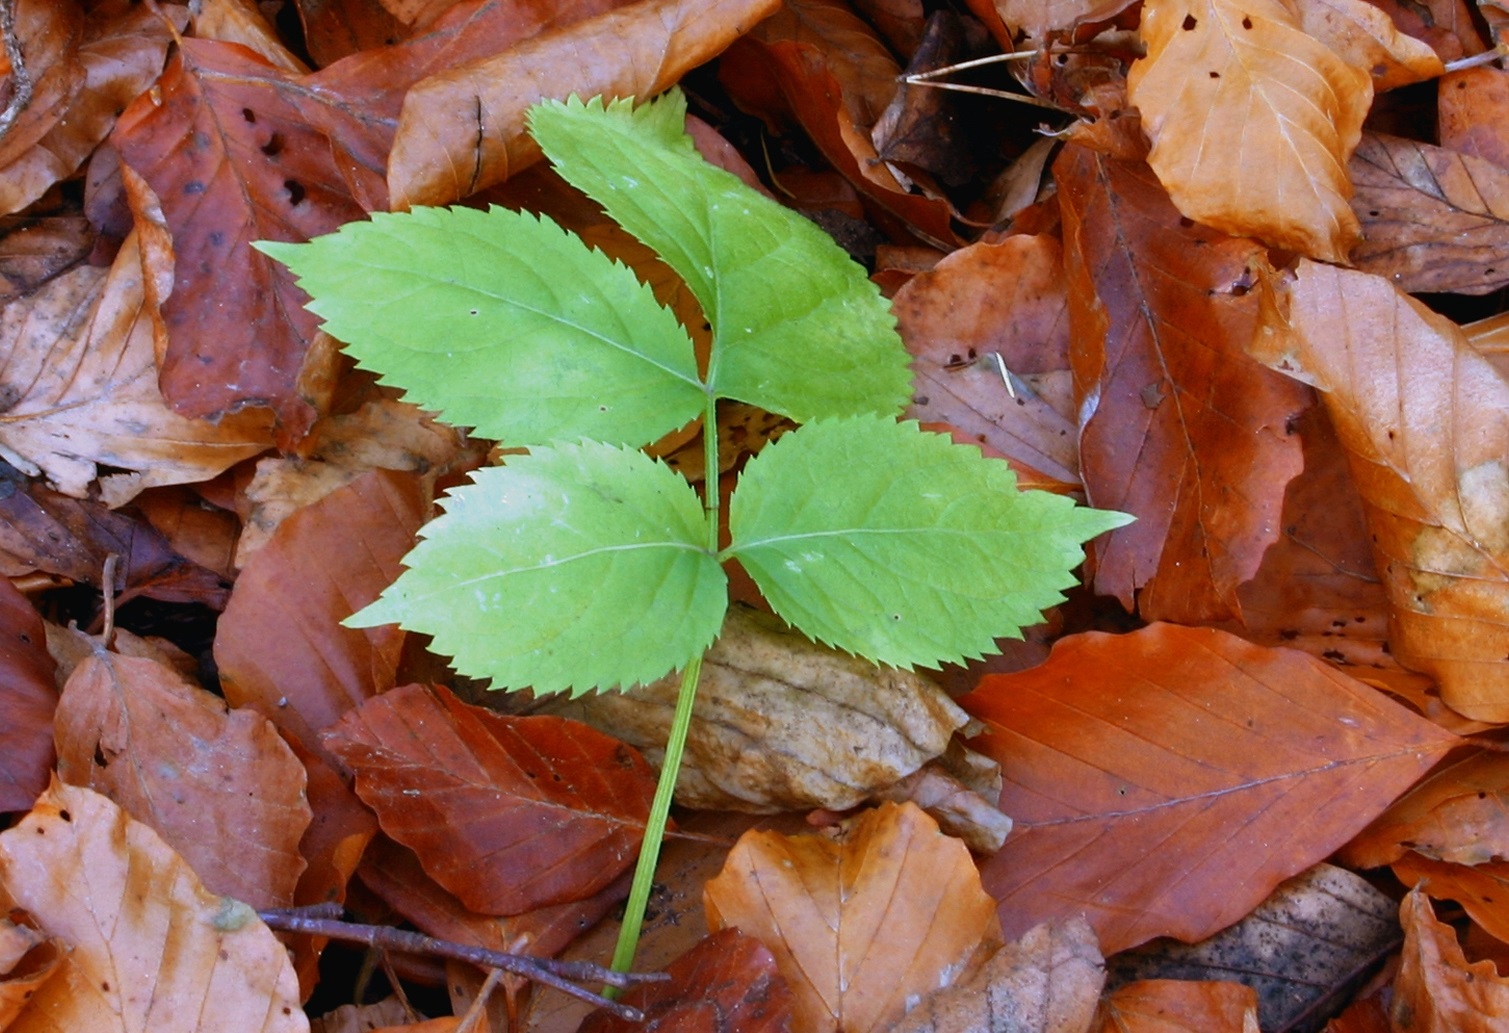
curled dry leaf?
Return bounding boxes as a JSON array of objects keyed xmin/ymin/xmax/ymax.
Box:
[
  {"xmin": 1127, "ymin": 0, "xmax": 1370, "ymax": 262},
  {"xmin": 0, "ymin": 577, "xmax": 56, "ymax": 814},
  {"xmin": 53, "ymin": 646, "xmax": 311, "ymax": 909},
  {"xmin": 0, "ymin": 2, "xmax": 84, "ymax": 174},
  {"xmin": 1247, "ymin": 259, "xmax": 1509, "ymax": 721},
  {"xmin": 981, "ymin": 0, "xmax": 1138, "ymax": 41},
  {"xmin": 704, "ymin": 801, "xmax": 999, "ymax": 1033},
  {"xmin": 1393, "ymin": 887, "xmax": 1509, "ymax": 1033},
  {"xmin": 386, "ymin": 0, "xmax": 781, "ymax": 208},
  {"xmin": 1298, "ymin": 0, "xmax": 1443, "ymax": 90},
  {"xmin": 544, "ymin": 605, "xmax": 990, "ymax": 815},
  {"xmin": 324, "ymin": 684, "xmax": 658, "ymax": 915},
  {"xmin": 1390, "ymin": 851, "xmax": 1509, "ymax": 946},
  {"xmin": 888, "ymin": 917, "xmax": 1104, "ymax": 1033},
  {"xmin": 1438, "ymin": 66, "xmax": 1509, "ymax": 169},
  {"xmin": 1094, "ymin": 979, "xmax": 1260, "ymax": 1033},
  {"xmin": 0, "ymin": 916, "xmax": 63, "ymax": 1028},
  {"xmin": 191, "ymin": 0, "xmax": 312, "ymax": 73},
  {"xmin": 961, "ymin": 623, "xmax": 1457, "ymax": 954},
  {"xmin": 1341, "ymin": 749, "xmax": 1509, "ymax": 868},
  {"xmin": 0, "ymin": 782, "xmax": 305, "ymax": 1032}
]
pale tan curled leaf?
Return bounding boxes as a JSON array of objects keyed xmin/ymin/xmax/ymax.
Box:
[
  {"xmin": 387, "ymin": 0, "xmax": 781, "ymax": 208},
  {"xmin": 984, "ymin": 0, "xmax": 1138, "ymax": 40},
  {"xmin": 0, "ymin": 228, "xmax": 274, "ymax": 506},
  {"xmin": 1095, "ymin": 980, "xmax": 1260, "ymax": 1033},
  {"xmin": 1392, "ymin": 887, "xmax": 1509, "ymax": 1033},
  {"xmin": 1127, "ymin": 0, "xmax": 1370, "ymax": 262},
  {"xmin": 53, "ymin": 646, "xmax": 311, "ymax": 909},
  {"xmin": 544, "ymin": 605, "xmax": 981, "ymax": 814},
  {"xmin": 0, "ymin": 917, "xmax": 63, "ymax": 1028},
  {"xmin": 1297, "ymin": 0, "xmax": 1443, "ymax": 90},
  {"xmin": 1248, "ymin": 259, "xmax": 1509, "ymax": 721},
  {"xmin": 190, "ymin": 0, "xmax": 310, "ymax": 73},
  {"xmin": 888, "ymin": 917, "xmax": 1104, "ymax": 1033},
  {"xmin": 869, "ymin": 760, "xmax": 1012, "ymax": 854},
  {"xmin": 0, "ymin": 782, "xmax": 306, "ymax": 1033},
  {"xmin": 704, "ymin": 802, "xmax": 998, "ymax": 1033}
]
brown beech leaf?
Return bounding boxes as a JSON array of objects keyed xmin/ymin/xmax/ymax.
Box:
[
  {"xmin": 0, "ymin": 2, "xmax": 84, "ymax": 174},
  {"xmin": 1247, "ymin": 259, "xmax": 1509, "ymax": 721},
  {"xmin": 1393, "ymin": 887, "xmax": 1509, "ymax": 1032},
  {"xmin": 0, "ymin": 227, "xmax": 274, "ymax": 506},
  {"xmin": 1392, "ymin": 851, "xmax": 1509, "ymax": 946},
  {"xmin": 0, "ymin": 578, "xmax": 55, "ymax": 814},
  {"xmin": 1341, "ymin": 750, "xmax": 1509, "ymax": 868},
  {"xmin": 1094, "ymin": 979, "xmax": 1260, "ymax": 1033},
  {"xmin": 893, "ymin": 233, "xmax": 1080, "ymax": 487},
  {"xmin": 215, "ymin": 468, "xmax": 426, "ymax": 756},
  {"xmin": 961, "ymin": 623, "xmax": 1458, "ymax": 954},
  {"xmin": 577, "ymin": 929, "xmax": 794, "ymax": 1033},
  {"xmin": 111, "ymin": 38, "xmax": 373, "ymax": 437},
  {"xmin": 324, "ymin": 684, "xmax": 658, "ymax": 915},
  {"xmin": 1127, "ymin": 0, "xmax": 1370, "ymax": 261},
  {"xmin": 386, "ymin": 0, "xmax": 780, "ymax": 208},
  {"xmin": 191, "ymin": 0, "xmax": 312, "ymax": 72},
  {"xmin": 889, "ymin": 917, "xmax": 1104, "ymax": 1033},
  {"xmin": 704, "ymin": 801, "xmax": 998, "ymax": 1033},
  {"xmin": 1438, "ymin": 66, "xmax": 1509, "ymax": 169},
  {"xmin": 981, "ymin": 0, "xmax": 1138, "ymax": 40},
  {"xmin": 1348, "ymin": 131, "xmax": 1509, "ymax": 296},
  {"xmin": 0, "ymin": 916, "xmax": 64, "ymax": 1028},
  {"xmin": 0, "ymin": 782, "xmax": 304, "ymax": 1032},
  {"xmin": 53, "ymin": 646, "xmax": 311, "ymax": 909},
  {"xmin": 1298, "ymin": 0, "xmax": 1443, "ymax": 91},
  {"xmin": 1057, "ymin": 146, "xmax": 1308, "ymax": 623}
]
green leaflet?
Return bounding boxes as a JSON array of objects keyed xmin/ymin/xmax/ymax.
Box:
[
  {"xmin": 347, "ymin": 441, "xmax": 727, "ymax": 696},
  {"xmin": 726, "ymin": 416, "xmax": 1134, "ymax": 668},
  {"xmin": 528, "ymin": 93, "xmax": 912, "ymax": 424},
  {"xmin": 256, "ymin": 206, "xmax": 704, "ymax": 449}
]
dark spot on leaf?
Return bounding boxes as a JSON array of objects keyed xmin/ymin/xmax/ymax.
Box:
[
  {"xmin": 468, "ymin": 308, "xmax": 479, "ymax": 315},
  {"xmin": 184, "ymin": 180, "xmax": 206, "ymax": 195},
  {"xmin": 1386, "ymin": 429, "xmax": 1396, "ymax": 440},
  {"xmin": 1323, "ymin": 649, "xmax": 1346, "ymax": 662},
  {"xmin": 1016, "ymin": 397, "xmax": 1026, "ymax": 406},
  {"xmin": 261, "ymin": 132, "xmax": 284, "ymax": 157},
  {"xmin": 1054, "ymin": 53, "xmax": 1069, "ymax": 65},
  {"xmin": 1368, "ymin": 210, "xmax": 1380, "ymax": 217},
  {"xmin": 102, "ymin": 981, "xmax": 110, "ymax": 992},
  {"xmin": 1457, "ymin": 79, "xmax": 1468, "ymax": 89},
  {"xmin": 94, "ymin": 745, "xmax": 108, "ymax": 768},
  {"xmin": 1209, "ymin": 71, "xmax": 1220, "ymax": 78},
  {"xmin": 242, "ymin": 107, "xmax": 256, "ymax": 123},
  {"xmin": 1355, "ymin": 615, "xmax": 1366, "ymax": 622},
  {"xmin": 59, "ymin": 809, "xmax": 71, "ymax": 822},
  {"xmin": 1108, "ymin": 109, "xmax": 1121, "ymax": 120},
  {"xmin": 1279, "ymin": 629, "xmax": 1299, "ymax": 640},
  {"xmin": 285, "ymin": 179, "xmax": 305, "ymax": 205},
  {"xmin": 914, "ymin": 394, "xmax": 929, "ymax": 406},
  {"xmin": 967, "ymin": 347, "xmax": 977, "ymax": 359},
  {"xmin": 208, "ymin": 230, "xmax": 225, "ymax": 247},
  {"xmin": 1182, "ymin": 13, "xmax": 1198, "ymax": 29},
  {"xmin": 1242, "ymin": 15, "xmax": 1253, "ymax": 28},
  {"xmin": 1179, "ymin": 216, "xmax": 1194, "ymax": 228}
]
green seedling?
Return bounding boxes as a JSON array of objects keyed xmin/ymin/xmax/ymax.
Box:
[{"xmin": 258, "ymin": 89, "xmax": 1131, "ymax": 977}]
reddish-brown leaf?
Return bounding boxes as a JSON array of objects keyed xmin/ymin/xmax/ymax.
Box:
[
  {"xmin": 1393, "ymin": 887, "xmax": 1509, "ymax": 1032},
  {"xmin": 1057, "ymin": 145, "xmax": 1309, "ymax": 623},
  {"xmin": 0, "ymin": 579, "xmax": 54, "ymax": 814},
  {"xmin": 111, "ymin": 38, "xmax": 373, "ymax": 437},
  {"xmin": 1438, "ymin": 66, "xmax": 1509, "ymax": 170},
  {"xmin": 1247, "ymin": 259, "xmax": 1509, "ymax": 721},
  {"xmin": 53, "ymin": 647, "xmax": 311, "ymax": 908},
  {"xmin": 1341, "ymin": 750, "xmax": 1509, "ymax": 868},
  {"xmin": 1094, "ymin": 979, "xmax": 1260, "ymax": 1033},
  {"xmin": 0, "ymin": 2, "xmax": 84, "ymax": 174},
  {"xmin": 577, "ymin": 929, "xmax": 793, "ymax": 1033},
  {"xmin": 324, "ymin": 684, "xmax": 658, "ymax": 915},
  {"xmin": 1392, "ymin": 852, "xmax": 1509, "ymax": 947},
  {"xmin": 961, "ymin": 623, "xmax": 1458, "ymax": 953},
  {"xmin": 703, "ymin": 801, "xmax": 998, "ymax": 1033},
  {"xmin": 215, "ymin": 468, "xmax": 426, "ymax": 755}
]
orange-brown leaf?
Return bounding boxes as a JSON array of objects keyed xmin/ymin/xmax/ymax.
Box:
[
  {"xmin": 1392, "ymin": 852, "xmax": 1509, "ymax": 947},
  {"xmin": 1393, "ymin": 887, "xmax": 1509, "ymax": 1032},
  {"xmin": 1247, "ymin": 259, "xmax": 1509, "ymax": 721},
  {"xmin": 1341, "ymin": 750, "xmax": 1509, "ymax": 868},
  {"xmin": 325, "ymin": 684, "xmax": 658, "ymax": 915},
  {"xmin": 703, "ymin": 801, "xmax": 998, "ymax": 1033},
  {"xmin": 0, "ymin": 2, "xmax": 84, "ymax": 174},
  {"xmin": 961, "ymin": 623, "xmax": 1458, "ymax": 954},
  {"xmin": 0, "ymin": 578, "xmax": 54, "ymax": 814},
  {"xmin": 1094, "ymin": 979, "xmax": 1260, "ymax": 1033}
]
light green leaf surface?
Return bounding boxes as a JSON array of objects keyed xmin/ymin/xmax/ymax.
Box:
[
  {"xmin": 727, "ymin": 417, "xmax": 1134, "ymax": 668},
  {"xmin": 528, "ymin": 92, "xmax": 912, "ymax": 423},
  {"xmin": 257, "ymin": 207, "xmax": 704, "ymax": 448},
  {"xmin": 347, "ymin": 441, "xmax": 727, "ymax": 696}
]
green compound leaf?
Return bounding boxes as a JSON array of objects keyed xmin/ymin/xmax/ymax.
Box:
[
  {"xmin": 348, "ymin": 441, "xmax": 727, "ymax": 696},
  {"xmin": 528, "ymin": 91, "xmax": 912, "ymax": 423},
  {"xmin": 256, "ymin": 206, "xmax": 704, "ymax": 449},
  {"xmin": 727, "ymin": 417, "xmax": 1134, "ymax": 668}
]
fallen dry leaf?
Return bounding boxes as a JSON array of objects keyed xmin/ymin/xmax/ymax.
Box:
[
  {"xmin": 53, "ymin": 644, "xmax": 311, "ymax": 909},
  {"xmin": 0, "ymin": 2, "xmax": 84, "ymax": 176},
  {"xmin": 1341, "ymin": 749, "xmax": 1509, "ymax": 868},
  {"xmin": 0, "ymin": 781, "xmax": 305, "ymax": 1032},
  {"xmin": 0, "ymin": 916, "xmax": 63, "ymax": 1029},
  {"xmin": 1247, "ymin": 258, "xmax": 1509, "ymax": 721},
  {"xmin": 961, "ymin": 623, "xmax": 1458, "ymax": 954},
  {"xmin": 1438, "ymin": 66, "xmax": 1509, "ymax": 169},
  {"xmin": 325, "ymin": 684, "xmax": 659, "ymax": 915},
  {"xmin": 1127, "ymin": 0, "xmax": 1370, "ymax": 261},
  {"xmin": 1094, "ymin": 979, "xmax": 1260, "ymax": 1033},
  {"xmin": 984, "ymin": 0, "xmax": 1137, "ymax": 40},
  {"xmin": 1392, "ymin": 887, "xmax": 1509, "ymax": 1032},
  {"xmin": 0, "ymin": 577, "xmax": 56, "ymax": 814},
  {"xmin": 704, "ymin": 801, "xmax": 998, "ymax": 1033},
  {"xmin": 1298, "ymin": 0, "xmax": 1443, "ymax": 91},
  {"xmin": 1391, "ymin": 851, "xmax": 1509, "ymax": 947}
]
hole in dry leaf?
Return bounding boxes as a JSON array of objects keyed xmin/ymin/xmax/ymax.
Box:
[
  {"xmin": 1182, "ymin": 14, "xmax": 1198, "ymax": 29},
  {"xmin": 1369, "ymin": 210, "xmax": 1380, "ymax": 217},
  {"xmin": 242, "ymin": 108, "xmax": 256, "ymax": 123},
  {"xmin": 261, "ymin": 133, "xmax": 285, "ymax": 157},
  {"xmin": 1179, "ymin": 216, "xmax": 1194, "ymax": 228},
  {"xmin": 285, "ymin": 179, "xmax": 306, "ymax": 205},
  {"xmin": 58, "ymin": 809, "xmax": 71, "ymax": 822},
  {"xmin": 1208, "ymin": 71, "xmax": 1220, "ymax": 78},
  {"xmin": 94, "ymin": 745, "xmax": 108, "ymax": 768},
  {"xmin": 1242, "ymin": 15, "xmax": 1253, "ymax": 28}
]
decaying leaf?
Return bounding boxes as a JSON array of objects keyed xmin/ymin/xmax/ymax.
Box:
[
  {"xmin": 0, "ymin": 782, "xmax": 305, "ymax": 1032},
  {"xmin": 0, "ymin": 577, "xmax": 55, "ymax": 814},
  {"xmin": 962, "ymin": 623, "xmax": 1458, "ymax": 954},
  {"xmin": 1094, "ymin": 979, "xmax": 1261, "ymax": 1033},
  {"xmin": 1127, "ymin": 0, "xmax": 1370, "ymax": 261},
  {"xmin": 1392, "ymin": 887, "xmax": 1509, "ymax": 1032},
  {"xmin": 1248, "ymin": 259, "xmax": 1509, "ymax": 721},
  {"xmin": 704, "ymin": 801, "xmax": 998, "ymax": 1033}
]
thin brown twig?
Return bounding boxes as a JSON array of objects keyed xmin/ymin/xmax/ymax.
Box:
[{"xmin": 0, "ymin": 0, "xmax": 33, "ymax": 148}]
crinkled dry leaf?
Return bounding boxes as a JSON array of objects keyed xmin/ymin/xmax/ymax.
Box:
[
  {"xmin": 889, "ymin": 917, "xmax": 1104, "ymax": 1033},
  {"xmin": 1393, "ymin": 887, "xmax": 1509, "ymax": 1033},
  {"xmin": 983, "ymin": 0, "xmax": 1138, "ymax": 40},
  {"xmin": 1299, "ymin": 0, "xmax": 1443, "ymax": 90},
  {"xmin": 1127, "ymin": 0, "xmax": 1370, "ymax": 261},
  {"xmin": 0, "ymin": 2, "xmax": 84, "ymax": 175},
  {"xmin": 962, "ymin": 623, "xmax": 1457, "ymax": 954},
  {"xmin": 0, "ymin": 578, "xmax": 55, "ymax": 815},
  {"xmin": 191, "ymin": 0, "xmax": 311, "ymax": 72},
  {"xmin": 53, "ymin": 646, "xmax": 311, "ymax": 909},
  {"xmin": 386, "ymin": 0, "xmax": 781, "ymax": 208},
  {"xmin": 544, "ymin": 605, "xmax": 981, "ymax": 813},
  {"xmin": 1094, "ymin": 979, "xmax": 1260, "ymax": 1033},
  {"xmin": 704, "ymin": 801, "xmax": 998, "ymax": 1033},
  {"xmin": 1341, "ymin": 750, "xmax": 1509, "ymax": 868},
  {"xmin": 1391, "ymin": 851, "xmax": 1509, "ymax": 946},
  {"xmin": 1248, "ymin": 259, "xmax": 1509, "ymax": 721},
  {"xmin": 0, "ymin": 916, "xmax": 63, "ymax": 1029},
  {"xmin": 0, "ymin": 782, "xmax": 305, "ymax": 1032}
]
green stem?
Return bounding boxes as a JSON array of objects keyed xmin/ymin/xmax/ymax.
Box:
[{"xmin": 608, "ymin": 392, "xmax": 722, "ymax": 979}]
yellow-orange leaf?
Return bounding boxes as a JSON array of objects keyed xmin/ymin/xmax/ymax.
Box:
[
  {"xmin": 703, "ymin": 801, "xmax": 998, "ymax": 1033},
  {"xmin": 1393, "ymin": 887, "xmax": 1509, "ymax": 1032},
  {"xmin": 1127, "ymin": 0, "xmax": 1370, "ymax": 262}
]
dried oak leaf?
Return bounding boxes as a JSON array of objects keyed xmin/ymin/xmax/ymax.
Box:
[
  {"xmin": 1127, "ymin": 0, "xmax": 1370, "ymax": 262},
  {"xmin": 0, "ymin": 782, "xmax": 304, "ymax": 1032},
  {"xmin": 961, "ymin": 623, "xmax": 1457, "ymax": 954},
  {"xmin": 0, "ymin": 577, "xmax": 55, "ymax": 815},
  {"xmin": 324, "ymin": 684, "xmax": 658, "ymax": 915},
  {"xmin": 704, "ymin": 801, "xmax": 998, "ymax": 1033},
  {"xmin": 1058, "ymin": 146, "xmax": 1308, "ymax": 624},
  {"xmin": 1093, "ymin": 979, "xmax": 1260, "ymax": 1033},
  {"xmin": 1392, "ymin": 887, "xmax": 1509, "ymax": 1033},
  {"xmin": 1248, "ymin": 259, "xmax": 1509, "ymax": 721},
  {"xmin": 53, "ymin": 645, "xmax": 311, "ymax": 909}
]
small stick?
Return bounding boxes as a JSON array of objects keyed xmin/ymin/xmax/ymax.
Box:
[
  {"xmin": 1444, "ymin": 44, "xmax": 1508, "ymax": 73},
  {"xmin": 901, "ymin": 50, "xmax": 1040, "ymax": 82}
]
